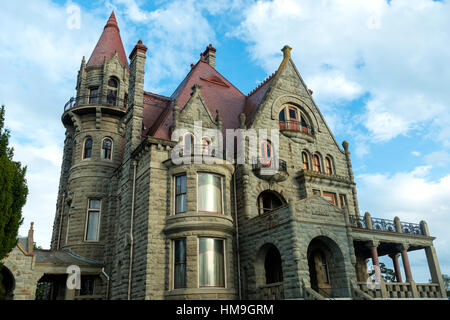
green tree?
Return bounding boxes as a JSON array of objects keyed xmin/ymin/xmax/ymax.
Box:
[
  {"xmin": 369, "ymin": 262, "xmax": 397, "ymax": 282},
  {"xmin": 0, "ymin": 104, "xmax": 28, "ymax": 261}
]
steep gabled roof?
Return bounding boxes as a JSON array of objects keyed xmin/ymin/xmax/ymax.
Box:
[
  {"xmin": 244, "ymin": 72, "xmax": 276, "ymax": 125},
  {"xmin": 150, "ymin": 58, "xmax": 246, "ymax": 140},
  {"xmin": 86, "ymin": 12, "xmax": 129, "ymax": 69}
]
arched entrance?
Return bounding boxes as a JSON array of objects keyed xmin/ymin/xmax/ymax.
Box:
[
  {"xmin": 307, "ymin": 236, "xmax": 348, "ymax": 298},
  {"xmin": 255, "ymin": 243, "xmax": 284, "ymax": 299},
  {"xmin": 0, "ymin": 266, "xmax": 15, "ymax": 300}
]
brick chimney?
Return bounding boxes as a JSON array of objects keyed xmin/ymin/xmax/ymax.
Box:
[{"xmin": 202, "ymin": 44, "xmax": 216, "ymax": 68}]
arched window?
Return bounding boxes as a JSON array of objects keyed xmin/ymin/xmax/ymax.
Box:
[
  {"xmin": 325, "ymin": 157, "xmax": 333, "ymax": 175},
  {"xmin": 257, "ymin": 190, "xmax": 286, "ymax": 215},
  {"xmin": 313, "ymin": 154, "xmax": 321, "ymax": 172},
  {"xmin": 102, "ymin": 138, "xmax": 113, "ymax": 160},
  {"xmin": 107, "ymin": 77, "xmax": 118, "ymax": 105},
  {"xmin": 83, "ymin": 137, "xmax": 92, "ymax": 159},
  {"xmin": 302, "ymin": 151, "xmax": 309, "ymax": 170},
  {"xmin": 260, "ymin": 140, "xmax": 272, "ymax": 167},
  {"xmin": 202, "ymin": 137, "xmax": 210, "ymax": 155},
  {"xmin": 279, "ymin": 105, "xmax": 311, "ymax": 133},
  {"xmin": 184, "ymin": 133, "xmax": 194, "ymax": 156}
]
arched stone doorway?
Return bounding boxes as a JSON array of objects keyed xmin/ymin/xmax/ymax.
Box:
[
  {"xmin": 0, "ymin": 266, "xmax": 15, "ymax": 300},
  {"xmin": 307, "ymin": 236, "xmax": 348, "ymax": 298},
  {"xmin": 255, "ymin": 243, "xmax": 284, "ymax": 299}
]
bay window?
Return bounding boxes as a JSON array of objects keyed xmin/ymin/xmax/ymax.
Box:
[
  {"xmin": 199, "ymin": 238, "xmax": 225, "ymax": 287},
  {"xmin": 174, "ymin": 239, "xmax": 187, "ymax": 288},
  {"xmin": 198, "ymin": 173, "xmax": 222, "ymax": 213},
  {"xmin": 175, "ymin": 174, "xmax": 187, "ymax": 214}
]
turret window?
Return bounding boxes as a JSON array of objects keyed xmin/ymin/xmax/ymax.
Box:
[
  {"xmin": 89, "ymin": 87, "xmax": 99, "ymax": 104},
  {"xmin": 85, "ymin": 199, "xmax": 101, "ymax": 241},
  {"xmin": 83, "ymin": 137, "xmax": 93, "ymax": 159},
  {"xmin": 101, "ymin": 138, "xmax": 113, "ymax": 160},
  {"xmin": 107, "ymin": 77, "xmax": 118, "ymax": 105}
]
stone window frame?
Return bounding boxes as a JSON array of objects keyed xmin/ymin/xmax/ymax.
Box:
[
  {"xmin": 322, "ymin": 191, "xmax": 337, "ymax": 206},
  {"xmin": 82, "ymin": 136, "xmax": 93, "ymax": 160},
  {"xmin": 302, "ymin": 150, "xmax": 311, "ymax": 170},
  {"xmin": 197, "ymin": 237, "xmax": 227, "ymax": 289},
  {"xmin": 174, "ymin": 173, "xmax": 187, "ymax": 215},
  {"xmin": 106, "ymin": 76, "xmax": 120, "ymax": 106},
  {"xmin": 88, "ymin": 86, "xmax": 99, "ymax": 104},
  {"xmin": 312, "ymin": 153, "xmax": 322, "ymax": 172},
  {"xmin": 101, "ymin": 137, "xmax": 114, "ymax": 161},
  {"xmin": 196, "ymin": 172, "xmax": 224, "ymax": 215},
  {"xmin": 84, "ymin": 198, "xmax": 101, "ymax": 242},
  {"xmin": 325, "ymin": 155, "xmax": 334, "ymax": 175},
  {"xmin": 339, "ymin": 194, "xmax": 347, "ymax": 209},
  {"xmin": 173, "ymin": 238, "xmax": 187, "ymax": 289}
]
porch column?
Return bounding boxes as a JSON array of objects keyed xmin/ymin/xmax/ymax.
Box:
[
  {"xmin": 400, "ymin": 244, "xmax": 413, "ymax": 282},
  {"xmin": 420, "ymin": 220, "xmax": 447, "ymax": 297},
  {"xmin": 370, "ymin": 241, "xmax": 380, "ymax": 269},
  {"xmin": 425, "ymin": 245, "xmax": 447, "ymax": 298},
  {"xmin": 389, "ymin": 253, "xmax": 403, "ymax": 283}
]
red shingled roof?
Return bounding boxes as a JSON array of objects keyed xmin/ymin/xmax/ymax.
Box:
[
  {"xmin": 148, "ymin": 59, "xmax": 247, "ymax": 140},
  {"xmin": 86, "ymin": 12, "xmax": 129, "ymax": 69}
]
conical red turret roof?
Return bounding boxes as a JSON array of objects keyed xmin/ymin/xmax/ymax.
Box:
[{"xmin": 86, "ymin": 12, "xmax": 128, "ymax": 68}]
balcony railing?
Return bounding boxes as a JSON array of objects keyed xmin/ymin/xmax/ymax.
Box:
[
  {"xmin": 64, "ymin": 94, "xmax": 127, "ymax": 111},
  {"xmin": 349, "ymin": 215, "xmax": 424, "ymax": 235},
  {"xmin": 252, "ymin": 156, "xmax": 287, "ymax": 172},
  {"xmin": 279, "ymin": 120, "xmax": 314, "ymax": 135}
]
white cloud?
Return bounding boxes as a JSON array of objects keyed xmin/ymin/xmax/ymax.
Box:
[
  {"xmin": 425, "ymin": 151, "xmax": 450, "ymax": 168},
  {"xmin": 357, "ymin": 165, "xmax": 450, "ymax": 281},
  {"xmin": 232, "ymin": 0, "xmax": 450, "ymax": 145},
  {"xmin": 411, "ymin": 151, "xmax": 421, "ymax": 157},
  {"xmin": 0, "ymin": 1, "xmax": 106, "ymax": 248}
]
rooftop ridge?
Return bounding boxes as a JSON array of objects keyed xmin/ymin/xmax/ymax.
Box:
[{"xmin": 247, "ymin": 72, "xmax": 276, "ymax": 97}]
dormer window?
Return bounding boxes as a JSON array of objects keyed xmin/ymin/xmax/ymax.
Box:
[
  {"xmin": 107, "ymin": 78, "xmax": 118, "ymax": 105},
  {"xmin": 279, "ymin": 106, "xmax": 312, "ymax": 135}
]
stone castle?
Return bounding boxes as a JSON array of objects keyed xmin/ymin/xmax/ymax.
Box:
[{"xmin": 1, "ymin": 12, "xmax": 447, "ymax": 300}]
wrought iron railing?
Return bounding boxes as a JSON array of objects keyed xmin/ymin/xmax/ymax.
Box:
[
  {"xmin": 64, "ymin": 94, "xmax": 127, "ymax": 111},
  {"xmin": 279, "ymin": 120, "xmax": 314, "ymax": 135},
  {"xmin": 371, "ymin": 217, "xmax": 396, "ymax": 233},
  {"xmin": 349, "ymin": 215, "xmax": 424, "ymax": 235},
  {"xmin": 400, "ymin": 222, "xmax": 423, "ymax": 235},
  {"xmin": 252, "ymin": 156, "xmax": 287, "ymax": 172},
  {"xmin": 349, "ymin": 215, "xmax": 366, "ymax": 229}
]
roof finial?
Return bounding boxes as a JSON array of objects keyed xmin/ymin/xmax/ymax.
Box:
[
  {"xmin": 105, "ymin": 11, "xmax": 119, "ymax": 31},
  {"xmin": 281, "ymin": 45, "xmax": 292, "ymax": 59}
]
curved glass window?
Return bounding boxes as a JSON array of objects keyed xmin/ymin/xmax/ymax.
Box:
[
  {"xmin": 199, "ymin": 238, "xmax": 225, "ymax": 287},
  {"xmin": 198, "ymin": 173, "xmax": 222, "ymax": 213}
]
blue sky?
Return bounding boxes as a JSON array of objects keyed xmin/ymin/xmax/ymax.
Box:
[{"xmin": 1, "ymin": 0, "xmax": 450, "ymax": 283}]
